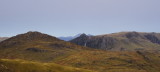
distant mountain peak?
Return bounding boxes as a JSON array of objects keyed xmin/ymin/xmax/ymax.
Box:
[
  {"xmin": 58, "ymin": 33, "xmax": 93, "ymax": 41},
  {"xmin": 79, "ymin": 33, "xmax": 88, "ymax": 37}
]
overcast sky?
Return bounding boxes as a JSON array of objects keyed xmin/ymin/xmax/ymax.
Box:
[{"xmin": 0, "ymin": 0, "xmax": 160, "ymax": 37}]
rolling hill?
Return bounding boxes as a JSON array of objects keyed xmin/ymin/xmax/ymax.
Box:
[{"xmin": 0, "ymin": 31, "xmax": 87, "ymax": 62}]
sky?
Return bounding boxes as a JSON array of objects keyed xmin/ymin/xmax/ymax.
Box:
[{"xmin": 0, "ymin": 0, "xmax": 160, "ymax": 37}]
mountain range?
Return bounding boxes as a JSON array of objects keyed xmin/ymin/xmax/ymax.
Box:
[
  {"xmin": 0, "ymin": 31, "xmax": 160, "ymax": 72},
  {"xmin": 58, "ymin": 33, "xmax": 92, "ymax": 41},
  {"xmin": 70, "ymin": 31, "xmax": 160, "ymax": 51}
]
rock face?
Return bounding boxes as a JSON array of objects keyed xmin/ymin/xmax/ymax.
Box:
[
  {"xmin": 125, "ymin": 32, "xmax": 145, "ymax": 39},
  {"xmin": 70, "ymin": 32, "xmax": 160, "ymax": 51},
  {"xmin": 70, "ymin": 33, "xmax": 118, "ymax": 50},
  {"xmin": 70, "ymin": 34, "xmax": 89, "ymax": 46},
  {"xmin": 145, "ymin": 34, "xmax": 160, "ymax": 44}
]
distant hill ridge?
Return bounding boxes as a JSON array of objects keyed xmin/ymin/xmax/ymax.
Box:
[
  {"xmin": 0, "ymin": 37, "xmax": 9, "ymax": 42},
  {"xmin": 58, "ymin": 33, "xmax": 93, "ymax": 41},
  {"xmin": 70, "ymin": 31, "xmax": 160, "ymax": 51}
]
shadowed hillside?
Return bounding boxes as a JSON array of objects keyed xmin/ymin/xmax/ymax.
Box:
[{"xmin": 70, "ymin": 32, "xmax": 160, "ymax": 51}]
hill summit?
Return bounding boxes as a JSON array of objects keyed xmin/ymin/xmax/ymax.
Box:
[
  {"xmin": 4, "ymin": 31, "xmax": 59, "ymax": 41},
  {"xmin": 0, "ymin": 31, "xmax": 85, "ymax": 62}
]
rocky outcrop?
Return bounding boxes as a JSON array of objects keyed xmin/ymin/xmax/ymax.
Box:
[
  {"xmin": 70, "ymin": 32, "xmax": 160, "ymax": 51},
  {"xmin": 145, "ymin": 34, "xmax": 160, "ymax": 44},
  {"xmin": 70, "ymin": 34, "xmax": 117, "ymax": 50},
  {"xmin": 125, "ymin": 32, "xmax": 141, "ymax": 39},
  {"xmin": 70, "ymin": 33, "xmax": 89, "ymax": 46}
]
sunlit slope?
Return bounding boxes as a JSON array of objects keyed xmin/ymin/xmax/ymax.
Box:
[
  {"xmin": 0, "ymin": 59, "xmax": 92, "ymax": 72},
  {"xmin": 0, "ymin": 31, "xmax": 87, "ymax": 62},
  {"xmin": 53, "ymin": 50, "xmax": 160, "ymax": 72}
]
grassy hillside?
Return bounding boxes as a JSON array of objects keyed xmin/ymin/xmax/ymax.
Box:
[
  {"xmin": 0, "ymin": 59, "xmax": 92, "ymax": 72},
  {"xmin": 1, "ymin": 50, "xmax": 160, "ymax": 72},
  {"xmin": 0, "ymin": 31, "xmax": 87, "ymax": 62},
  {"xmin": 53, "ymin": 50, "xmax": 160, "ymax": 72}
]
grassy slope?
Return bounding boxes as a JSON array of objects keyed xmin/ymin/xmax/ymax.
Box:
[
  {"xmin": 53, "ymin": 50, "xmax": 160, "ymax": 72},
  {"xmin": 0, "ymin": 32, "xmax": 86, "ymax": 62},
  {"xmin": 1, "ymin": 50, "xmax": 160, "ymax": 72},
  {"xmin": 0, "ymin": 59, "xmax": 93, "ymax": 72},
  {"xmin": 0, "ymin": 40, "xmax": 84, "ymax": 62},
  {"xmin": 2, "ymin": 41, "xmax": 160, "ymax": 72}
]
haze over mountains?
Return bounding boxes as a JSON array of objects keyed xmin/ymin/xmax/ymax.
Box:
[
  {"xmin": 0, "ymin": 31, "xmax": 160, "ymax": 72},
  {"xmin": 58, "ymin": 33, "xmax": 93, "ymax": 41},
  {"xmin": 58, "ymin": 33, "xmax": 82, "ymax": 41}
]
